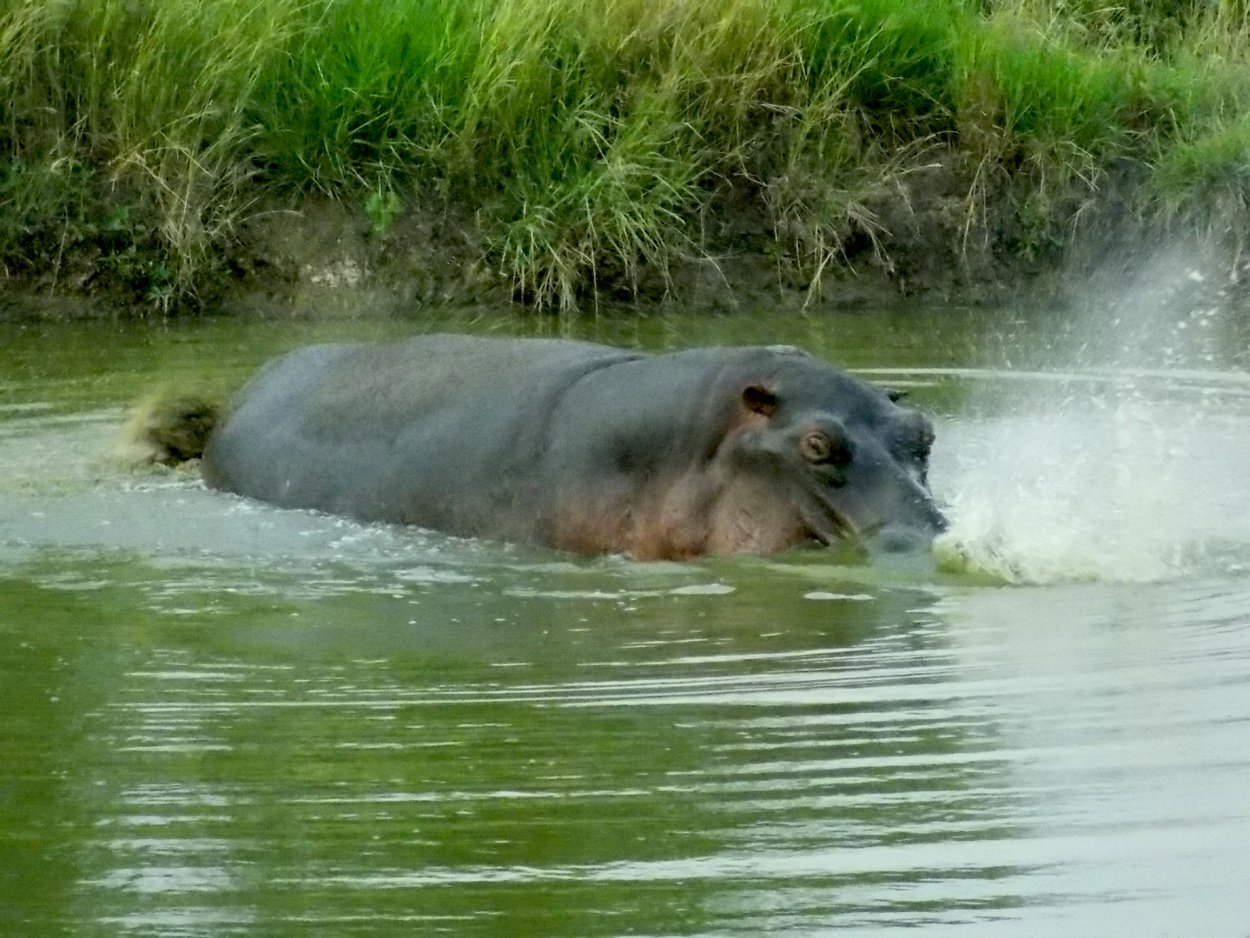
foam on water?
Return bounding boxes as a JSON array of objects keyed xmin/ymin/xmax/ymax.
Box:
[{"xmin": 933, "ymin": 248, "xmax": 1250, "ymax": 585}]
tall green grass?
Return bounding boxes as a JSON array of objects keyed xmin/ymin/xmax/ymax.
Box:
[{"xmin": 1, "ymin": 0, "xmax": 1248, "ymax": 312}]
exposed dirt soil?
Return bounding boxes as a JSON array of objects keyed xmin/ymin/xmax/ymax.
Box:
[{"xmin": 2, "ymin": 152, "xmax": 1247, "ymax": 321}]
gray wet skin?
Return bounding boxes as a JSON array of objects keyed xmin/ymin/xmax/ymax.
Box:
[{"xmin": 203, "ymin": 335, "xmax": 945, "ymax": 560}]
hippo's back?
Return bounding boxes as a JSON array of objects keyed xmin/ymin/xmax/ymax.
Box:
[
  {"xmin": 305, "ymin": 335, "xmax": 633, "ymax": 438},
  {"xmin": 203, "ymin": 334, "xmax": 638, "ymax": 527}
]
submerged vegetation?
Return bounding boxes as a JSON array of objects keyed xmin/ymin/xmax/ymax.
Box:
[{"xmin": 1, "ymin": 0, "xmax": 1249, "ymax": 313}]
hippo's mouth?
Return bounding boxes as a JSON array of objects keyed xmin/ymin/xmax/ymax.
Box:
[{"xmin": 799, "ymin": 496, "xmax": 861, "ymax": 548}]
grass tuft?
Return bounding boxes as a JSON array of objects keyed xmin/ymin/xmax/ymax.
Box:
[{"xmin": 2, "ymin": 0, "xmax": 1250, "ymax": 311}]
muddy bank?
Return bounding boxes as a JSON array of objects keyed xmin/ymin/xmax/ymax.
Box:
[{"xmin": 2, "ymin": 154, "xmax": 1247, "ymax": 322}]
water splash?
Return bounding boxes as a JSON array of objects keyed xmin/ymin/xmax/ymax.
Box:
[
  {"xmin": 934, "ymin": 379, "xmax": 1227, "ymax": 583},
  {"xmin": 933, "ymin": 247, "xmax": 1250, "ymax": 585}
]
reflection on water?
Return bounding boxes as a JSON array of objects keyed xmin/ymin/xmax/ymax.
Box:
[{"xmin": 3, "ymin": 308, "xmax": 1250, "ymax": 936}]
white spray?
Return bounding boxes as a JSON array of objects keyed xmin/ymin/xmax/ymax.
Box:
[{"xmin": 933, "ymin": 247, "xmax": 1250, "ymax": 584}]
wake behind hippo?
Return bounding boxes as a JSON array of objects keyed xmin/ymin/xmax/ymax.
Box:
[{"xmin": 180, "ymin": 334, "xmax": 945, "ymax": 560}]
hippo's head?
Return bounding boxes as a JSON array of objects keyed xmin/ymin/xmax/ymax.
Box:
[{"xmin": 711, "ymin": 354, "xmax": 946, "ymax": 555}]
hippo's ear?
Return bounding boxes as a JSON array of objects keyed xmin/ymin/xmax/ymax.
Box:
[
  {"xmin": 883, "ymin": 387, "xmax": 908, "ymax": 403},
  {"xmin": 742, "ymin": 384, "xmax": 778, "ymax": 417}
]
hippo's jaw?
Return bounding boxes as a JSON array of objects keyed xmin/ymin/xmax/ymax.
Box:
[
  {"xmin": 798, "ymin": 495, "xmax": 861, "ymax": 548},
  {"xmin": 793, "ymin": 469, "xmax": 946, "ymax": 555}
]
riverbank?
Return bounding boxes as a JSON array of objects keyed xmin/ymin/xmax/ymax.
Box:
[{"xmin": 3, "ymin": 0, "xmax": 1250, "ymax": 319}]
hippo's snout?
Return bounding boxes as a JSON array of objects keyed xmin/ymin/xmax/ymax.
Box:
[
  {"xmin": 867, "ymin": 493, "xmax": 947, "ymax": 554},
  {"xmin": 869, "ymin": 522, "xmax": 940, "ymax": 554}
]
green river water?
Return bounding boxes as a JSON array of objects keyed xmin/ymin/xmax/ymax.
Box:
[{"xmin": 3, "ymin": 297, "xmax": 1250, "ymax": 937}]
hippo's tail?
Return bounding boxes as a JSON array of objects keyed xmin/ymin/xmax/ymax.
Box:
[{"xmin": 114, "ymin": 391, "xmax": 222, "ymax": 468}]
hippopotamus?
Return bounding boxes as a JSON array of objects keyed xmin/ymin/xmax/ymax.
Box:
[{"xmin": 195, "ymin": 334, "xmax": 944, "ymax": 559}]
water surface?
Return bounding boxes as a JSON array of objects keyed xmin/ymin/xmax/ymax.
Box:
[{"xmin": 3, "ymin": 304, "xmax": 1250, "ymax": 936}]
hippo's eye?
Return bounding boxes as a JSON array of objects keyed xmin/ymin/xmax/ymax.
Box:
[
  {"xmin": 800, "ymin": 432, "xmax": 829, "ymax": 462},
  {"xmin": 800, "ymin": 431, "xmax": 851, "ymax": 467}
]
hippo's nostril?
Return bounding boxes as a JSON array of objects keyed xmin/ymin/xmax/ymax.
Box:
[{"xmin": 908, "ymin": 487, "xmax": 948, "ymax": 534}]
